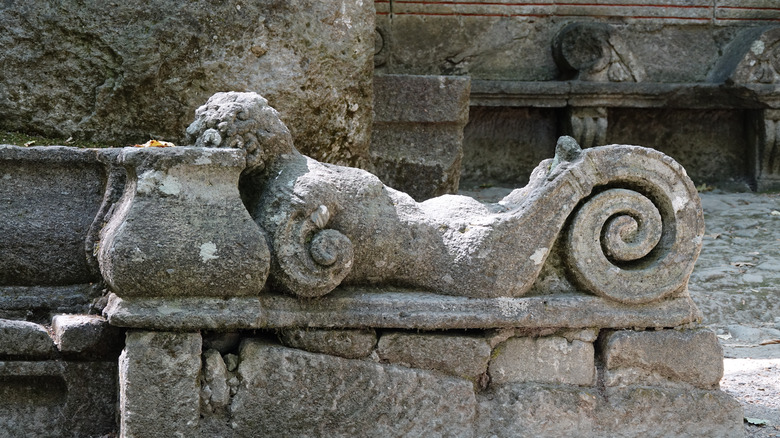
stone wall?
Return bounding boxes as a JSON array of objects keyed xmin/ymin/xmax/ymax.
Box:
[
  {"xmin": 375, "ymin": 1, "xmax": 780, "ymax": 190},
  {"xmin": 0, "ymin": 1, "xmax": 374, "ymax": 168}
]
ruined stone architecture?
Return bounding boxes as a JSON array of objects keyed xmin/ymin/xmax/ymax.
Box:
[
  {"xmin": 1, "ymin": 92, "xmax": 742, "ymax": 437},
  {"xmin": 375, "ymin": 0, "xmax": 780, "ymax": 191},
  {"xmin": 2, "ymin": 0, "xmax": 772, "ymax": 436}
]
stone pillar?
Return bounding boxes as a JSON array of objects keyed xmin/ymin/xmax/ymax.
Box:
[
  {"xmin": 753, "ymin": 109, "xmax": 780, "ymax": 191},
  {"xmin": 564, "ymin": 107, "xmax": 608, "ymax": 149},
  {"xmin": 371, "ymin": 74, "xmax": 471, "ymax": 201},
  {"xmin": 119, "ymin": 331, "xmax": 202, "ymax": 438}
]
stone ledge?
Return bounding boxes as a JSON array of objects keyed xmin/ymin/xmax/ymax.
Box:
[{"xmin": 103, "ymin": 289, "xmax": 701, "ymax": 331}]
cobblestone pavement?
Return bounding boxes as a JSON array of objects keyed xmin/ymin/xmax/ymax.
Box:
[{"xmin": 461, "ymin": 187, "xmax": 780, "ymax": 437}]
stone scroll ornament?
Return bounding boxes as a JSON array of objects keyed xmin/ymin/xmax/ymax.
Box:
[{"xmin": 180, "ymin": 92, "xmax": 704, "ymax": 304}]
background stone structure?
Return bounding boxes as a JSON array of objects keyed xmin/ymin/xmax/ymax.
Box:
[{"xmin": 375, "ymin": 0, "xmax": 780, "ymax": 190}]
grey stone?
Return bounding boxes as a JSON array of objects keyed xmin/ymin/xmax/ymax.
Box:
[
  {"xmin": 0, "ymin": 360, "xmax": 117, "ymax": 438},
  {"xmin": 0, "ymin": 146, "xmax": 106, "ymax": 286},
  {"xmin": 0, "ymin": 284, "xmax": 102, "ymax": 318},
  {"xmin": 51, "ymin": 314, "xmax": 123, "ymax": 358},
  {"xmin": 489, "ymin": 336, "xmax": 595, "ymax": 386},
  {"xmin": 478, "ymin": 383, "xmax": 743, "ymax": 438},
  {"xmin": 226, "ymin": 340, "xmax": 477, "ymax": 437},
  {"xmin": 376, "ymin": 331, "xmax": 491, "ymax": 381},
  {"xmin": 601, "ymin": 328, "xmax": 724, "ymax": 389},
  {"xmin": 0, "ymin": 319, "xmax": 55, "ymax": 358},
  {"xmin": 236, "ymin": 93, "xmax": 704, "ymax": 302},
  {"xmin": 119, "ymin": 331, "xmax": 202, "ymax": 438},
  {"xmin": 202, "ymin": 349, "xmax": 230, "ymax": 413},
  {"xmin": 97, "ymin": 146, "xmax": 270, "ymax": 298},
  {"xmin": 103, "ymin": 291, "xmax": 701, "ymax": 332},
  {"xmin": 0, "ymin": 0, "xmax": 374, "ymax": 168},
  {"xmin": 278, "ymin": 328, "xmax": 376, "ymax": 359},
  {"xmin": 371, "ymin": 75, "xmax": 471, "ymax": 201}
]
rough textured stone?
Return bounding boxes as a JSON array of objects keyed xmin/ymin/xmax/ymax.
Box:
[
  {"xmin": 0, "ymin": 319, "xmax": 55, "ymax": 358},
  {"xmin": 371, "ymin": 74, "xmax": 471, "ymax": 201},
  {"xmin": 0, "ymin": 284, "xmax": 103, "ymax": 320},
  {"xmin": 0, "ymin": 1, "xmax": 374, "ymax": 168},
  {"xmin": 278, "ymin": 328, "xmax": 376, "ymax": 359},
  {"xmin": 0, "ymin": 360, "xmax": 117, "ymax": 438},
  {"xmin": 478, "ymin": 383, "xmax": 743, "ymax": 438},
  {"xmin": 232, "ymin": 92, "xmax": 704, "ymax": 301},
  {"xmin": 601, "ymin": 328, "xmax": 724, "ymax": 389},
  {"xmin": 97, "ymin": 147, "xmax": 270, "ymax": 298},
  {"xmin": 51, "ymin": 314, "xmax": 123, "ymax": 359},
  {"xmin": 103, "ymin": 291, "xmax": 702, "ymax": 331},
  {"xmin": 201, "ymin": 349, "xmax": 230, "ymax": 414},
  {"xmin": 489, "ymin": 336, "xmax": 595, "ymax": 386},
  {"xmin": 377, "ymin": 331, "xmax": 491, "ymax": 381},
  {"xmin": 119, "ymin": 331, "xmax": 201, "ymax": 438},
  {"xmin": 226, "ymin": 340, "xmax": 477, "ymax": 437},
  {"xmin": 0, "ymin": 146, "xmax": 106, "ymax": 286}
]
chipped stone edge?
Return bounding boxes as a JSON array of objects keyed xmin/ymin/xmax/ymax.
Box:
[{"xmin": 103, "ymin": 288, "xmax": 700, "ymax": 331}]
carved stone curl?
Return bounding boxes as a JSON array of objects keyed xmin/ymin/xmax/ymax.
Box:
[{"xmin": 191, "ymin": 93, "xmax": 703, "ymax": 303}]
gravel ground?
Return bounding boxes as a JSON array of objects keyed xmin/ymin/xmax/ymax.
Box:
[{"xmin": 461, "ymin": 187, "xmax": 780, "ymax": 437}]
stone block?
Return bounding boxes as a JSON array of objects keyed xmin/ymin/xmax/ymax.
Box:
[
  {"xmin": 226, "ymin": 339, "xmax": 477, "ymax": 437},
  {"xmin": 201, "ymin": 349, "xmax": 230, "ymax": 414},
  {"xmin": 371, "ymin": 74, "xmax": 470, "ymax": 201},
  {"xmin": 0, "ymin": 146, "xmax": 106, "ymax": 286},
  {"xmin": 0, "ymin": 360, "xmax": 118, "ymax": 438},
  {"xmin": 478, "ymin": 383, "xmax": 743, "ymax": 438},
  {"xmin": 489, "ymin": 336, "xmax": 595, "ymax": 386},
  {"xmin": 0, "ymin": 1, "xmax": 374, "ymax": 168},
  {"xmin": 0, "ymin": 319, "xmax": 55, "ymax": 358},
  {"xmin": 601, "ymin": 328, "xmax": 724, "ymax": 389},
  {"xmin": 119, "ymin": 331, "xmax": 202, "ymax": 438},
  {"xmin": 278, "ymin": 328, "xmax": 377, "ymax": 359},
  {"xmin": 51, "ymin": 314, "xmax": 123, "ymax": 359},
  {"xmin": 376, "ymin": 331, "xmax": 491, "ymax": 381}
]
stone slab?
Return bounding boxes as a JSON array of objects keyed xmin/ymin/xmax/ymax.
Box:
[
  {"xmin": 0, "ymin": 284, "xmax": 102, "ymax": 315},
  {"xmin": 377, "ymin": 331, "xmax": 491, "ymax": 381},
  {"xmin": 119, "ymin": 331, "xmax": 202, "ymax": 438},
  {"xmin": 489, "ymin": 336, "xmax": 595, "ymax": 386},
  {"xmin": 225, "ymin": 340, "xmax": 477, "ymax": 437},
  {"xmin": 601, "ymin": 328, "xmax": 724, "ymax": 389},
  {"xmin": 103, "ymin": 289, "xmax": 701, "ymax": 331},
  {"xmin": 0, "ymin": 319, "xmax": 55, "ymax": 358},
  {"xmin": 278, "ymin": 328, "xmax": 377, "ymax": 359},
  {"xmin": 51, "ymin": 314, "xmax": 123, "ymax": 359},
  {"xmin": 477, "ymin": 383, "xmax": 744, "ymax": 438},
  {"xmin": 0, "ymin": 360, "xmax": 117, "ymax": 438}
]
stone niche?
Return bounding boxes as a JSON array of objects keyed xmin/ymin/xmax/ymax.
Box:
[
  {"xmin": 0, "ymin": 92, "xmax": 743, "ymax": 437},
  {"xmin": 375, "ymin": 1, "xmax": 780, "ymax": 190}
]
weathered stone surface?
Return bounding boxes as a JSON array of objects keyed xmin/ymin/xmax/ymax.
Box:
[
  {"xmin": 371, "ymin": 75, "xmax": 471, "ymax": 201},
  {"xmin": 201, "ymin": 349, "xmax": 230, "ymax": 414},
  {"xmin": 0, "ymin": 1, "xmax": 374, "ymax": 167},
  {"xmin": 377, "ymin": 331, "xmax": 491, "ymax": 381},
  {"xmin": 478, "ymin": 383, "xmax": 743, "ymax": 438},
  {"xmin": 0, "ymin": 360, "xmax": 117, "ymax": 438},
  {"xmin": 0, "ymin": 319, "xmax": 55, "ymax": 358},
  {"xmin": 601, "ymin": 328, "xmax": 724, "ymax": 389},
  {"xmin": 0, "ymin": 145, "xmax": 106, "ymax": 286},
  {"xmin": 278, "ymin": 328, "xmax": 376, "ymax": 359},
  {"xmin": 51, "ymin": 314, "xmax": 123, "ymax": 359},
  {"xmin": 227, "ymin": 340, "xmax": 477, "ymax": 437},
  {"xmin": 97, "ymin": 147, "xmax": 270, "ymax": 297},
  {"xmin": 0, "ymin": 284, "xmax": 103, "ymax": 319},
  {"xmin": 489, "ymin": 336, "xmax": 595, "ymax": 386},
  {"xmin": 238, "ymin": 92, "xmax": 703, "ymax": 301},
  {"xmin": 119, "ymin": 331, "xmax": 201, "ymax": 438},
  {"xmin": 103, "ymin": 291, "xmax": 702, "ymax": 331}
]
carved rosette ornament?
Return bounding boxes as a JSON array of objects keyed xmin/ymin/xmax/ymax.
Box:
[{"xmin": 553, "ymin": 22, "xmax": 645, "ymax": 82}]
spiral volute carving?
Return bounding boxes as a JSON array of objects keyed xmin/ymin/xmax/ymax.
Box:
[{"xmin": 272, "ymin": 205, "xmax": 354, "ymax": 298}]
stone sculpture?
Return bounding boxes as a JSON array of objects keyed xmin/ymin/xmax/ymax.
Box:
[{"xmin": 182, "ymin": 91, "xmax": 703, "ymax": 304}]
